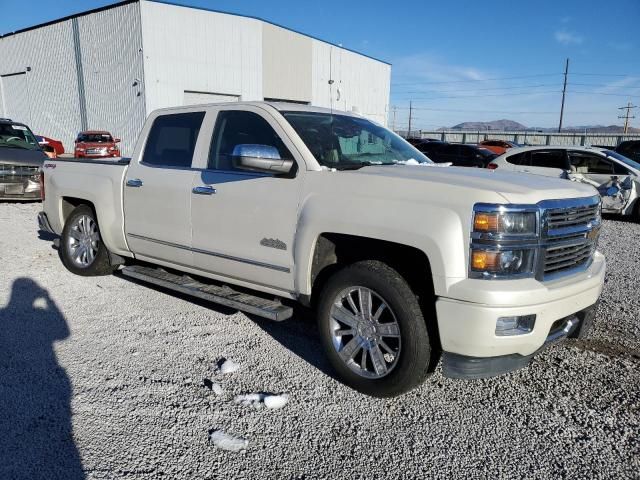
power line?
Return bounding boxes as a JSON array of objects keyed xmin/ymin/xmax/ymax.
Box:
[
  {"xmin": 392, "ymin": 106, "xmax": 610, "ymax": 114},
  {"xmin": 393, "ymin": 83, "xmax": 558, "ymax": 95},
  {"xmin": 570, "ymin": 90, "xmax": 640, "ymax": 98},
  {"xmin": 401, "ymin": 90, "xmax": 561, "ymax": 101}
]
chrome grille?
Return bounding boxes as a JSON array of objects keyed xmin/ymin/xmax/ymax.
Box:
[
  {"xmin": 546, "ymin": 204, "xmax": 599, "ymax": 230},
  {"xmin": 0, "ymin": 164, "xmax": 39, "ymax": 182},
  {"xmin": 541, "ymin": 198, "xmax": 600, "ymax": 279}
]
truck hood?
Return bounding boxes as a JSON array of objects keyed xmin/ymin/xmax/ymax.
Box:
[
  {"xmin": 354, "ymin": 164, "xmax": 597, "ymax": 204},
  {"xmin": 0, "ymin": 147, "xmax": 47, "ymax": 167}
]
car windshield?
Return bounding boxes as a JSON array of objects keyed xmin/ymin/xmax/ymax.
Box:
[
  {"xmin": 282, "ymin": 111, "xmax": 432, "ymax": 169},
  {"xmin": 78, "ymin": 133, "xmax": 113, "ymax": 143},
  {"xmin": 603, "ymin": 150, "xmax": 640, "ymax": 171},
  {"xmin": 0, "ymin": 123, "xmax": 40, "ymax": 150}
]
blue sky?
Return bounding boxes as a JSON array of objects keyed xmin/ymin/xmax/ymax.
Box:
[{"xmin": 2, "ymin": 0, "xmax": 639, "ymax": 129}]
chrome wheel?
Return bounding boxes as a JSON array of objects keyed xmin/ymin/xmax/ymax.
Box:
[
  {"xmin": 66, "ymin": 214, "xmax": 99, "ymax": 268},
  {"xmin": 330, "ymin": 286, "xmax": 401, "ymax": 379}
]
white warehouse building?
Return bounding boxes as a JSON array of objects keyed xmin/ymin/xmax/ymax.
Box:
[{"xmin": 0, "ymin": 0, "xmax": 391, "ymax": 155}]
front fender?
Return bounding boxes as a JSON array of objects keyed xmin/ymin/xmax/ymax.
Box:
[{"xmin": 293, "ymin": 193, "xmax": 469, "ymax": 297}]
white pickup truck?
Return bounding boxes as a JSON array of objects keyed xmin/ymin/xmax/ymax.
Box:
[{"xmin": 39, "ymin": 102, "xmax": 605, "ymax": 397}]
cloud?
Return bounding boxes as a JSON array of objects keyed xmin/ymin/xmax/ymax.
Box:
[
  {"xmin": 608, "ymin": 41, "xmax": 632, "ymax": 51},
  {"xmin": 555, "ymin": 30, "xmax": 584, "ymax": 45}
]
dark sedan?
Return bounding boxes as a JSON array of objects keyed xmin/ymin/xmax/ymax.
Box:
[{"xmin": 415, "ymin": 142, "xmax": 497, "ymax": 168}]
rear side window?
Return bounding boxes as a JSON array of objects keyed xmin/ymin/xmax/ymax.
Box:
[
  {"xmin": 142, "ymin": 112, "xmax": 205, "ymax": 168},
  {"xmin": 529, "ymin": 150, "xmax": 567, "ymax": 169},
  {"xmin": 208, "ymin": 110, "xmax": 292, "ymax": 171},
  {"xmin": 506, "ymin": 152, "xmax": 528, "ymax": 165}
]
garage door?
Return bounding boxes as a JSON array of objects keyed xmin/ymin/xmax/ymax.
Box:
[
  {"xmin": 183, "ymin": 91, "xmax": 239, "ymax": 106},
  {"xmin": 1, "ymin": 73, "xmax": 30, "ymax": 124}
]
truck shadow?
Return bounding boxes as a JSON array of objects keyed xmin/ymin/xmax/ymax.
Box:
[{"xmin": 0, "ymin": 278, "xmax": 84, "ymax": 480}]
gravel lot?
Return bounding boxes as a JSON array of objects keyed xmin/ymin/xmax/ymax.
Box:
[{"xmin": 0, "ymin": 202, "xmax": 638, "ymax": 479}]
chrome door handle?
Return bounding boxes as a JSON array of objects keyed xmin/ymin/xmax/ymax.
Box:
[
  {"xmin": 192, "ymin": 186, "xmax": 217, "ymax": 195},
  {"xmin": 126, "ymin": 178, "xmax": 143, "ymax": 187}
]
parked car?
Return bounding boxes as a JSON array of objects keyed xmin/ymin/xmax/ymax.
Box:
[
  {"xmin": 406, "ymin": 137, "xmax": 441, "ymax": 146},
  {"xmin": 489, "ymin": 146, "xmax": 640, "ymax": 218},
  {"xmin": 0, "ymin": 118, "xmax": 47, "ymax": 200},
  {"xmin": 36, "ymin": 136, "xmax": 58, "ymax": 158},
  {"xmin": 416, "ymin": 142, "xmax": 497, "ymax": 167},
  {"xmin": 39, "ymin": 102, "xmax": 604, "ymax": 397},
  {"xmin": 479, "ymin": 140, "xmax": 521, "ymax": 155},
  {"xmin": 36, "ymin": 135, "xmax": 65, "ymax": 155},
  {"xmin": 614, "ymin": 140, "xmax": 640, "ymax": 164},
  {"xmin": 74, "ymin": 130, "xmax": 121, "ymax": 158}
]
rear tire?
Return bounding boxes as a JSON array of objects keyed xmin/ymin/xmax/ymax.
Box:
[
  {"xmin": 60, "ymin": 205, "xmax": 115, "ymax": 276},
  {"xmin": 317, "ymin": 260, "xmax": 432, "ymax": 397}
]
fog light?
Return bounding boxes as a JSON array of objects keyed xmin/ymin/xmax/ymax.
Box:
[{"xmin": 496, "ymin": 314, "xmax": 536, "ymax": 336}]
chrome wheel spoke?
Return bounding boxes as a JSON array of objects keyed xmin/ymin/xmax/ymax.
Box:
[
  {"xmin": 360, "ymin": 349, "xmax": 368, "ymax": 370},
  {"xmin": 339, "ymin": 337, "xmax": 363, "ymax": 362},
  {"xmin": 335, "ymin": 328, "xmax": 354, "ymax": 337},
  {"xmin": 346, "ymin": 291, "xmax": 359, "ymax": 315},
  {"xmin": 377, "ymin": 323, "xmax": 400, "ymax": 337},
  {"xmin": 87, "ymin": 245, "xmax": 96, "ymax": 263},
  {"xmin": 373, "ymin": 302, "xmax": 387, "ymax": 322},
  {"xmin": 358, "ymin": 288, "xmax": 372, "ymax": 318},
  {"xmin": 368, "ymin": 344, "xmax": 388, "ymax": 376},
  {"xmin": 332, "ymin": 305, "xmax": 359, "ymax": 328},
  {"xmin": 378, "ymin": 338, "xmax": 396, "ymax": 355},
  {"xmin": 68, "ymin": 229, "xmax": 82, "ymax": 240}
]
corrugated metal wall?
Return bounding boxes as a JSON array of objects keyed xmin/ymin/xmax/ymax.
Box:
[
  {"xmin": 0, "ymin": 21, "xmax": 83, "ymax": 148},
  {"xmin": 139, "ymin": 0, "xmax": 263, "ymax": 113},
  {"xmin": 312, "ymin": 41, "xmax": 391, "ymax": 126},
  {"xmin": 76, "ymin": 3, "xmax": 146, "ymax": 156},
  {"xmin": 0, "ymin": 2, "xmax": 145, "ymax": 155}
]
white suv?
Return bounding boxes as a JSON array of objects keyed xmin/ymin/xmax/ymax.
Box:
[{"xmin": 489, "ymin": 146, "xmax": 640, "ymax": 217}]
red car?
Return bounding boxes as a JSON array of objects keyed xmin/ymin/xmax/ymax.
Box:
[
  {"xmin": 36, "ymin": 135, "xmax": 65, "ymax": 155},
  {"xmin": 478, "ymin": 140, "xmax": 521, "ymax": 155},
  {"xmin": 74, "ymin": 130, "xmax": 121, "ymax": 158}
]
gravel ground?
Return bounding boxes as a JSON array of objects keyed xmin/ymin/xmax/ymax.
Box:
[{"xmin": 0, "ymin": 202, "xmax": 638, "ymax": 479}]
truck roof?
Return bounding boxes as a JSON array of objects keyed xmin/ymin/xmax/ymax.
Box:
[{"xmin": 151, "ymin": 101, "xmax": 363, "ymax": 118}]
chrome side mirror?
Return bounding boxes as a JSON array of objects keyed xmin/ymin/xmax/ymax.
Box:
[{"xmin": 231, "ymin": 144, "xmax": 294, "ymax": 174}]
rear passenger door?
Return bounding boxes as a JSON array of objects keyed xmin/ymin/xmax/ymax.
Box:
[
  {"xmin": 124, "ymin": 110, "xmax": 208, "ymax": 267},
  {"xmin": 189, "ymin": 107, "xmax": 302, "ymax": 292}
]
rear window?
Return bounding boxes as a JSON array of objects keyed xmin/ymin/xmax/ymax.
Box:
[
  {"xmin": 506, "ymin": 152, "xmax": 528, "ymax": 166},
  {"xmin": 142, "ymin": 112, "xmax": 205, "ymax": 168},
  {"xmin": 530, "ymin": 150, "xmax": 567, "ymax": 169}
]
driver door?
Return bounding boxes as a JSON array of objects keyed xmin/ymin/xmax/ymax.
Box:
[{"xmin": 190, "ymin": 107, "xmax": 302, "ymax": 293}]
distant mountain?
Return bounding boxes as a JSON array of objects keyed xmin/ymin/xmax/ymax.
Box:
[
  {"xmin": 447, "ymin": 119, "xmax": 528, "ymax": 131},
  {"xmin": 438, "ymin": 119, "xmax": 640, "ymax": 133}
]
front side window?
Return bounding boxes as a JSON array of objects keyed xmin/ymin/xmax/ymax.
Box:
[
  {"xmin": 283, "ymin": 111, "xmax": 432, "ymax": 168},
  {"xmin": 208, "ymin": 110, "xmax": 293, "ymax": 171},
  {"xmin": 142, "ymin": 112, "xmax": 205, "ymax": 168},
  {"xmin": 569, "ymin": 152, "xmax": 615, "ymax": 174},
  {"xmin": 0, "ymin": 123, "xmax": 39, "ymax": 150},
  {"xmin": 529, "ymin": 150, "xmax": 567, "ymax": 169}
]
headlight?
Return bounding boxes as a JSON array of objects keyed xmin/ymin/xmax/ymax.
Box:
[
  {"xmin": 470, "ymin": 204, "xmax": 539, "ymax": 279},
  {"xmin": 473, "ymin": 211, "xmax": 537, "ymax": 236},
  {"xmin": 470, "ymin": 248, "xmax": 536, "ymax": 277}
]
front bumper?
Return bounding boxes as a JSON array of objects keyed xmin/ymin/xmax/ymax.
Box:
[
  {"xmin": 436, "ymin": 251, "xmax": 605, "ymax": 377},
  {"xmin": 0, "ymin": 180, "xmax": 41, "ymax": 200},
  {"xmin": 441, "ymin": 302, "xmax": 597, "ymax": 379}
]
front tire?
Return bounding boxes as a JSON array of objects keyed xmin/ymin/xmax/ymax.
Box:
[
  {"xmin": 60, "ymin": 205, "xmax": 115, "ymax": 276},
  {"xmin": 317, "ymin": 260, "xmax": 432, "ymax": 397}
]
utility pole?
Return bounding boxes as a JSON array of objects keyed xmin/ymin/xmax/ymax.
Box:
[
  {"xmin": 558, "ymin": 58, "xmax": 569, "ymax": 133},
  {"xmin": 618, "ymin": 102, "xmax": 637, "ymax": 134},
  {"xmin": 407, "ymin": 101, "xmax": 413, "ymax": 138}
]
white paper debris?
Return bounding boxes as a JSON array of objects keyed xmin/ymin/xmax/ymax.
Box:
[
  {"xmin": 234, "ymin": 393, "xmax": 289, "ymax": 409},
  {"xmin": 219, "ymin": 359, "xmax": 240, "ymax": 374},
  {"xmin": 263, "ymin": 394, "xmax": 289, "ymax": 409},
  {"xmin": 209, "ymin": 430, "xmax": 248, "ymax": 452},
  {"xmin": 211, "ymin": 383, "xmax": 224, "ymax": 395}
]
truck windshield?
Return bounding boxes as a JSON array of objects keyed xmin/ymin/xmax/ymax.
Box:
[
  {"xmin": 282, "ymin": 111, "xmax": 432, "ymax": 169},
  {"xmin": 0, "ymin": 123, "xmax": 40, "ymax": 150}
]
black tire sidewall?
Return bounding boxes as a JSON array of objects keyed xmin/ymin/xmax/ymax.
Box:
[
  {"xmin": 60, "ymin": 205, "xmax": 114, "ymax": 276},
  {"xmin": 317, "ymin": 261, "xmax": 431, "ymax": 397}
]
